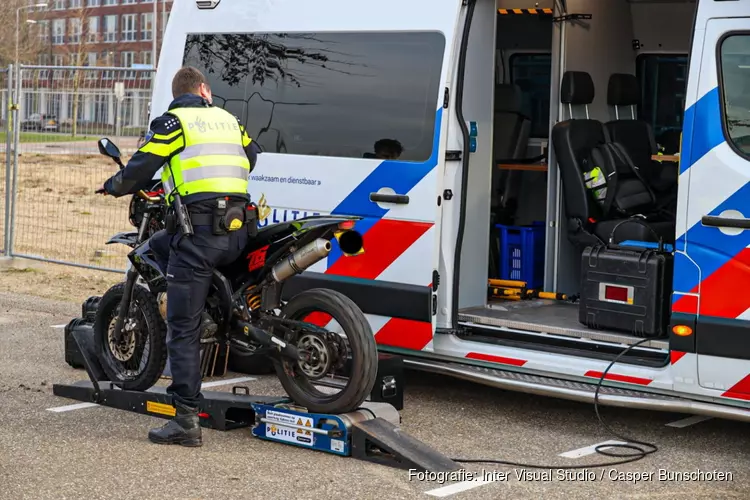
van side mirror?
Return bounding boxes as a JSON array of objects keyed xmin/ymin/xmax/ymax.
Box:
[{"xmin": 98, "ymin": 138, "xmax": 121, "ymax": 159}]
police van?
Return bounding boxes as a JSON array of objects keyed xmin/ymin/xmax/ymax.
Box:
[{"xmin": 154, "ymin": 0, "xmax": 750, "ymax": 421}]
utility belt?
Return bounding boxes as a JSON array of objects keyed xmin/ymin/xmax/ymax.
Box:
[{"xmin": 166, "ymin": 197, "xmax": 258, "ymax": 238}]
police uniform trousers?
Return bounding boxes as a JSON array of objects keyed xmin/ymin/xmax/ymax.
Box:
[{"xmin": 150, "ymin": 220, "xmax": 248, "ymax": 409}]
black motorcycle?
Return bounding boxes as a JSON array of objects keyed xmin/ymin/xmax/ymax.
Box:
[{"xmin": 93, "ymin": 138, "xmax": 378, "ymax": 415}]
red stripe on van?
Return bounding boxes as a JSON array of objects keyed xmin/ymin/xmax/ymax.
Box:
[
  {"xmin": 374, "ymin": 318, "xmax": 432, "ymax": 351},
  {"xmin": 670, "ymin": 350, "xmax": 687, "ymax": 365},
  {"xmin": 721, "ymin": 374, "xmax": 750, "ymax": 401},
  {"xmin": 465, "ymin": 352, "xmax": 527, "ymax": 366},
  {"xmin": 324, "ymin": 219, "xmax": 432, "ymax": 280},
  {"xmin": 302, "ymin": 312, "xmax": 333, "ymax": 327},
  {"xmin": 584, "ymin": 371, "xmax": 653, "ymax": 385}
]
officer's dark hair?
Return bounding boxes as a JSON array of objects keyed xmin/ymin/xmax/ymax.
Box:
[{"xmin": 172, "ymin": 66, "xmax": 209, "ymax": 98}]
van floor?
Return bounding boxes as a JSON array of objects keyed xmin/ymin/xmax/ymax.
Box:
[{"xmin": 458, "ymin": 299, "xmax": 669, "ymax": 349}]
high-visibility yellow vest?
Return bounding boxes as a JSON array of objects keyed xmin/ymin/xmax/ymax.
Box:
[{"xmin": 161, "ymin": 106, "xmax": 250, "ymax": 205}]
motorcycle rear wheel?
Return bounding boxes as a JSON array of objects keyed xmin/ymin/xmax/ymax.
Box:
[
  {"xmin": 93, "ymin": 281, "xmax": 167, "ymax": 391},
  {"xmin": 273, "ymin": 288, "xmax": 378, "ymax": 414}
]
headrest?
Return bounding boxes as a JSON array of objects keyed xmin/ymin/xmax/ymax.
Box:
[
  {"xmin": 607, "ymin": 73, "xmax": 640, "ymax": 106},
  {"xmin": 561, "ymin": 71, "xmax": 594, "ymax": 105},
  {"xmin": 494, "ymin": 84, "xmax": 524, "ymax": 114}
]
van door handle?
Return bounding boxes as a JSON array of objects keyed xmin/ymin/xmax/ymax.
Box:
[
  {"xmin": 369, "ymin": 193, "xmax": 409, "ymax": 204},
  {"xmin": 701, "ymin": 215, "xmax": 750, "ymax": 229}
]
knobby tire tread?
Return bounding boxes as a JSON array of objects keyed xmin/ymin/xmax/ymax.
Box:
[
  {"xmin": 93, "ymin": 282, "xmax": 167, "ymax": 391},
  {"xmin": 275, "ymin": 288, "xmax": 378, "ymax": 414}
]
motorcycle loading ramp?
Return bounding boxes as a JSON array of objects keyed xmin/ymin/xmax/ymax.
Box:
[{"xmin": 52, "ymin": 326, "xmax": 460, "ymax": 473}]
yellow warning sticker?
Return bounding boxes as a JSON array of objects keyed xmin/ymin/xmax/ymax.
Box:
[{"xmin": 146, "ymin": 401, "xmax": 176, "ymax": 417}]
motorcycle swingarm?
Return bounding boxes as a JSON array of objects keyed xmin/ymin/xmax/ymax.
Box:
[{"xmin": 234, "ymin": 319, "xmax": 302, "ymax": 362}]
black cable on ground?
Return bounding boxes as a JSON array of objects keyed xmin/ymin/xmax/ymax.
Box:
[{"xmin": 449, "ymin": 337, "xmax": 659, "ymax": 469}]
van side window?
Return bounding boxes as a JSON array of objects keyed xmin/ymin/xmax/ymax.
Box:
[
  {"xmin": 509, "ymin": 53, "xmax": 551, "ymax": 138},
  {"xmin": 719, "ymin": 34, "xmax": 750, "ymax": 157},
  {"xmin": 635, "ymin": 54, "xmax": 688, "ymax": 154},
  {"xmin": 182, "ymin": 32, "xmax": 445, "ymax": 162}
]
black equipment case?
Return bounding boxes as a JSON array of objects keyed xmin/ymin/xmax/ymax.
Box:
[{"xmin": 578, "ymin": 219, "xmax": 674, "ymax": 338}]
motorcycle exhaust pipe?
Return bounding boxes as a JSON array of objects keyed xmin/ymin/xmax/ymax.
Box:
[{"xmin": 271, "ymin": 238, "xmax": 331, "ymax": 282}]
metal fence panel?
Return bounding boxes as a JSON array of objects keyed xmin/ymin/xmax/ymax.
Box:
[
  {"xmin": 8, "ymin": 65, "xmax": 155, "ymax": 270},
  {"xmin": 1, "ymin": 66, "xmax": 9, "ymax": 256}
]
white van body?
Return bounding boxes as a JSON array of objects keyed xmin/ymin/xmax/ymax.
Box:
[{"xmin": 153, "ymin": 0, "xmax": 750, "ymax": 421}]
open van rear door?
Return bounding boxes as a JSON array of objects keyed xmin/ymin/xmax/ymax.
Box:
[
  {"xmin": 674, "ymin": 5, "xmax": 750, "ymax": 400},
  {"xmin": 161, "ymin": 0, "xmax": 463, "ymax": 351}
]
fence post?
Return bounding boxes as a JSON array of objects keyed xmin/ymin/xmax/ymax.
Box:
[
  {"xmin": 4, "ymin": 64, "xmax": 13, "ymax": 256},
  {"xmin": 7, "ymin": 65, "xmax": 21, "ymax": 257}
]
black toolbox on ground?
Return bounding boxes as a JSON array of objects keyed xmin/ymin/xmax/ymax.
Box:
[{"xmin": 578, "ymin": 225, "xmax": 674, "ymax": 338}]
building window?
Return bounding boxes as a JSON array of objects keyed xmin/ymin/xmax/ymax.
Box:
[
  {"xmin": 636, "ymin": 54, "xmax": 688, "ymax": 154},
  {"xmin": 85, "ymin": 52, "xmax": 97, "ymax": 79},
  {"xmin": 719, "ymin": 34, "xmax": 750, "ymax": 158},
  {"xmin": 69, "ymin": 0, "xmax": 82, "ymax": 8},
  {"xmin": 122, "ymin": 0, "xmax": 136, "ymax": 4},
  {"xmin": 53, "ymin": 54, "xmax": 65, "ymax": 78},
  {"xmin": 88, "ymin": 16, "xmax": 99, "ymax": 43},
  {"xmin": 121, "ymin": 51, "xmax": 136, "ymax": 78},
  {"xmin": 103, "ymin": 0, "xmax": 118, "ymax": 6},
  {"xmin": 121, "ymin": 14, "xmax": 136, "ymax": 42},
  {"xmin": 53, "ymin": 0, "xmax": 66, "ymax": 10},
  {"xmin": 509, "ymin": 53, "xmax": 552, "ymax": 139},
  {"xmin": 37, "ymin": 20, "xmax": 50, "ymax": 44},
  {"xmin": 140, "ymin": 13, "xmax": 153, "ymax": 41},
  {"xmin": 86, "ymin": 0, "xmax": 100, "ymax": 6},
  {"xmin": 141, "ymin": 51, "xmax": 153, "ymax": 78},
  {"xmin": 69, "ymin": 18, "xmax": 81, "ymax": 44},
  {"xmin": 52, "ymin": 19, "xmax": 65, "ymax": 45},
  {"xmin": 182, "ymin": 31, "xmax": 446, "ymax": 161},
  {"xmin": 103, "ymin": 14, "xmax": 117, "ymax": 42}
]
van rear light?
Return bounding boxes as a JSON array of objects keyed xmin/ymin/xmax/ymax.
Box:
[{"xmin": 598, "ymin": 283, "xmax": 633, "ymax": 304}]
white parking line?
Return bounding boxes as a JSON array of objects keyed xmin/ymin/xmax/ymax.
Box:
[
  {"xmin": 665, "ymin": 415, "xmax": 712, "ymax": 428},
  {"xmin": 47, "ymin": 402, "xmax": 99, "ymax": 413},
  {"xmin": 424, "ymin": 478, "xmax": 495, "ymax": 497},
  {"xmin": 558, "ymin": 440, "xmax": 627, "ymax": 458},
  {"xmin": 50, "ymin": 324, "xmax": 67, "ymax": 329},
  {"xmin": 46, "ymin": 376, "xmax": 257, "ymax": 413}
]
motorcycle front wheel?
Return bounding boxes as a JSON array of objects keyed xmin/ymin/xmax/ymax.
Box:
[
  {"xmin": 93, "ymin": 281, "xmax": 167, "ymax": 391},
  {"xmin": 273, "ymin": 288, "xmax": 378, "ymax": 414}
]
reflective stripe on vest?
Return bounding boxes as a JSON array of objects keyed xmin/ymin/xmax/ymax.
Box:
[
  {"xmin": 161, "ymin": 106, "xmax": 250, "ymax": 204},
  {"xmin": 179, "ymin": 143, "xmax": 246, "ymax": 161}
]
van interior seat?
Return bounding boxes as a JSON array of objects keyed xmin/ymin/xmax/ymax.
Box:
[
  {"xmin": 603, "ymin": 73, "xmax": 678, "ymax": 202},
  {"xmin": 491, "ymin": 83, "xmax": 532, "ymax": 221},
  {"xmin": 550, "ymin": 70, "xmax": 675, "ymax": 247}
]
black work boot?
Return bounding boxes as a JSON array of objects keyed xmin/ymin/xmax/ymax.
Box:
[{"xmin": 148, "ymin": 401, "xmax": 202, "ymax": 447}]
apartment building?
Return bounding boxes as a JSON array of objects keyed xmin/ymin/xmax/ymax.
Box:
[
  {"xmin": 32, "ymin": 0, "xmax": 173, "ymax": 70},
  {"xmin": 20, "ymin": 0, "xmax": 174, "ymax": 129}
]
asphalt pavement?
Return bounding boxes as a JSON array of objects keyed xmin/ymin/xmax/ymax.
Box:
[{"xmin": 0, "ymin": 291, "xmax": 748, "ymax": 499}]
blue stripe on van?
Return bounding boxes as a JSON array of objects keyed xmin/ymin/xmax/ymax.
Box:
[
  {"xmin": 680, "ymin": 86, "xmax": 724, "ymax": 175},
  {"xmin": 673, "ymin": 180, "xmax": 750, "ymax": 295},
  {"xmin": 326, "ymin": 108, "xmax": 443, "ymax": 268},
  {"xmin": 331, "ymin": 108, "xmax": 443, "ymax": 219}
]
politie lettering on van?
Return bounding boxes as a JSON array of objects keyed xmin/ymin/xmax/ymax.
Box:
[{"xmin": 151, "ymin": 0, "xmax": 750, "ymax": 422}]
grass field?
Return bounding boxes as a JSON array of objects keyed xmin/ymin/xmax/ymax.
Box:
[{"xmin": 0, "ymin": 129, "xmax": 97, "ymax": 143}]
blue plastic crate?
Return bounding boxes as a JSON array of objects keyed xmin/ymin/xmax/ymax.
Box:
[{"xmin": 496, "ymin": 222, "xmax": 545, "ymax": 289}]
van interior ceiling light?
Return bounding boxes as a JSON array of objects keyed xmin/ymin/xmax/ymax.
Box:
[{"xmin": 196, "ymin": 0, "xmax": 221, "ymax": 9}]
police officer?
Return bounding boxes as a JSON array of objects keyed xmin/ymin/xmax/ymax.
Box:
[{"xmin": 99, "ymin": 66, "xmax": 261, "ymax": 447}]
